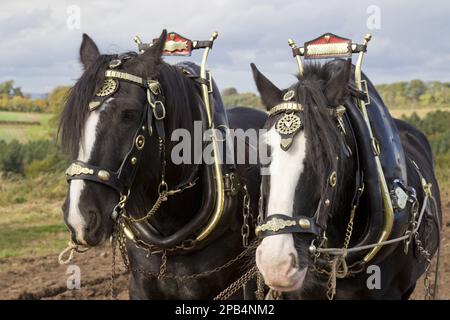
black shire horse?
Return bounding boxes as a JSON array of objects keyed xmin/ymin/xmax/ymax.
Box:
[
  {"xmin": 59, "ymin": 30, "xmax": 267, "ymax": 299},
  {"xmin": 252, "ymin": 59, "xmax": 441, "ymax": 299}
]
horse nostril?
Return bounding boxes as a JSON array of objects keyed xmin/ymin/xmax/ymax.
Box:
[
  {"xmin": 85, "ymin": 209, "xmax": 101, "ymax": 233},
  {"xmin": 289, "ymin": 253, "xmax": 298, "ymax": 269}
]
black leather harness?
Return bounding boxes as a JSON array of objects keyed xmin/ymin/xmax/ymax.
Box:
[
  {"xmin": 65, "ymin": 58, "xmax": 168, "ymax": 197},
  {"xmin": 256, "ymin": 102, "xmax": 364, "ymax": 243}
]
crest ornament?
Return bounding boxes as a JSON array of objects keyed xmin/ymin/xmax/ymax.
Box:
[
  {"xmin": 276, "ymin": 113, "xmax": 302, "ymax": 135},
  {"xmin": 95, "ymin": 78, "xmax": 118, "ymax": 97}
]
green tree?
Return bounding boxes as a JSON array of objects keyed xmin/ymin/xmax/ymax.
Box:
[
  {"xmin": 406, "ymin": 80, "xmax": 427, "ymax": 101},
  {"xmin": 0, "ymin": 139, "xmax": 23, "ymax": 173}
]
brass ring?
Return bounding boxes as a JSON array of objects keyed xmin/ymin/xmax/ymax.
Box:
[
  {"xmin": 152, "ymin": 101, "xmax": 166, "ymax": 120},
  {"xmin": 135, "ymin": 135, "xmax": 145, "ymax": 150},
  {"xmin": 329, "ymin": 171, "xmax": 337, "ymax": 187},
  {"xmin": 158, "ymin": 181, "xmax": 168, "ymax": 194}
]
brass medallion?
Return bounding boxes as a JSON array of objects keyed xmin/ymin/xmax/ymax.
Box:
[
  {"xmin": 276, "ymin": 113, "xmax": 302, "ymax": 135},
  {"xmin": 95, "ymin": 78, "xmax": 117, "ymax": 97}
]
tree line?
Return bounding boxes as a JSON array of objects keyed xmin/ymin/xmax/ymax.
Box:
[
  {"xmin": 1, "ymin": 79, "xmax": 449, "ymax": 113},
  {"xmin": 0, "ymin": 80, "xmax": 69, "ymax": 113},
  {"xmin": 221, "ymin": 80, "xmax": 450, "ymax": 110}
]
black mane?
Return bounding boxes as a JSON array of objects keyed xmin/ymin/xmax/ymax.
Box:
[
  {"xmin": 59, "ymin": 54, "xmax": 117, "ymax": 158},
  {"xmin": 58, "ymin": 54, "xmax": 201, "ymax": 160},
  {"xmin": 294, "ymin": 62, "xmax": 346, "ymax": 186}
]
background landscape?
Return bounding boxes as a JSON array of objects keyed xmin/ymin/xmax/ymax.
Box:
[{"xmin": 0, "ymin": 77, "xmax": 448, "ymax": 299}]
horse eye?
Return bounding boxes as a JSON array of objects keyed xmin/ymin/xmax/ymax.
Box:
[{"xmin": 121, "ymin": 109, "xmax": 139, "ymax": 121}]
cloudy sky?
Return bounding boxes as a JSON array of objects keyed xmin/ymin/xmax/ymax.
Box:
[{"xmin": 0, "ymin": 0, "xmax": 449, "ymax": 94}]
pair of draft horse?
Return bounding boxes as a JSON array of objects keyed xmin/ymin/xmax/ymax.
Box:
[{"xmin": 59, "ymin": 30, "xmax": 441, "ymax": 300}]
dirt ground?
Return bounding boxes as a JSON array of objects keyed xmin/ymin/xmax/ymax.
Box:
[{"xmin": 0, "ymin": 193, "xmax": 449, "ymax": 300}]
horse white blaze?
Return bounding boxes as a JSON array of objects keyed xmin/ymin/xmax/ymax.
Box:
[
  {"xmin": 67, "ymin": 99, "xmax": 112, "ymax": 244},
  {"xmin": 256, "ymin": 126, "xmax": 308, "ymax": 290}
]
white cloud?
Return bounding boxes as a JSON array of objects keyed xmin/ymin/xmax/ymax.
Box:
[{"xmin": 0, "ymin": 0, "xmax": 449, "ymax": 94}]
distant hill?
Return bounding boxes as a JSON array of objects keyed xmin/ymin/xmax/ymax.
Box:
[
  {"xmin": 221, "ymin": 88, "xmax": 263, "ymax": 110},
  {"xmin": 376, "ymin": 80, "xmax": 450, "ymax": 110},
  {"xmin": 221, "ymin": 80, "xmax": 450, "ymax": 110}
]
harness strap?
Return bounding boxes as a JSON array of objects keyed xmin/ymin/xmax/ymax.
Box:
[{"xmin": 256, "ymin": 214, "xmax": 321, "ymax": 237}]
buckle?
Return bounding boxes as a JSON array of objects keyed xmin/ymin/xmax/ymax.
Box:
[
  {"xmin": 224, "ymin": 173, "xmax": 239, "ymax": 196},
  {"xmin": 360, "ymin": 79, "xmax": 371, "ymax": 105},
  {"xmin": 152, "ymin": 101, "xmax": 166, "ymax": 120},
  {"xmin": 147, "ymin": 80, "xmax": 161, "ymax": 96},
  {"xmin": 206, "ymin": 71, "xmax": 213, "ymax": 93}
]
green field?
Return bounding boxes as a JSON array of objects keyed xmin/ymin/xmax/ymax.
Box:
[
  {"xmin": 0, "ymin": 111, "xmax": 54, "ymax": 143},
  {"xmin": 0, "ymin": 173, "xmax": 68, "ymax": 258},
  {"xmin": 0, "ymin": 112, "xmax": 66, "ymax": 258}
]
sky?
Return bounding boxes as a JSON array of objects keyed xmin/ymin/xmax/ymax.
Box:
[{"xmin": 0, "ymin": 0, "xmax": 449, "ymax": 94}]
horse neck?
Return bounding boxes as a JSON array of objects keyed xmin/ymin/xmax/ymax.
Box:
[
  {"xmin": 131, "ymin": 65, "xmax": 204, "ymax": 233},
  {"xmin": 324, "ymin": 134, "xmax": 359, "ymax": 247}
]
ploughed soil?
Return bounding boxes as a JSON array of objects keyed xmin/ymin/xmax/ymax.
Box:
[{"xmin": 0, "ymin": 193, "xmax": 449, "ymax": 300}]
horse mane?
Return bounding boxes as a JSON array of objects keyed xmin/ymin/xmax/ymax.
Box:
[
  {"xmin": 58, "ymin": 52, "xmax": 202, "ymax": 188},
  {"xmin": 58, "ymin": 54, "xmax": 201, "ymax": 158},
  {"xmin": 293, "ymin": 62, "xmax": 348, "ymax": 214},
  {"xmin": 58, "ymin": 54, "xmax": 117, "ymax": 158}
]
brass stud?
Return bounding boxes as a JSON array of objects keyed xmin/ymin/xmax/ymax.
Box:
[
  {"xmin": 131, "ymin": 157, "xmax": 137, "ymax": 165},
  {"xmin": 135, "ymin": 135, "xmax": 145, "ymax": 150},
  {"xmin": 97, "ymin": 170, "xmax": 110, "ymax": 181},
  {"xmin": 299, "ymin": 218, "xmax": 311, "ymax": 229},
  {"xmin": 325, "ymin": 199, "xmax": 331, "ymax": 207},
  {"xmin": 329, "ymin": 171, "xmax": 337, "ymax": 187}
]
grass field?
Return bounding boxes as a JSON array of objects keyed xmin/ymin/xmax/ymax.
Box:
[
  {"xmin": 0, "ymin": 173, "xmax": 67, "ymax": 258},
  {"xmin": 0, "ymin": 111, "xmax": 54, "ymax": 143}
]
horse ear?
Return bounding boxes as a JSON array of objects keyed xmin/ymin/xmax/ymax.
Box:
[
  {"xmin": 80, "ymin": 34, "xmax": 100, "ymax": 70},
  {"xmin": 136, "ymin": 29, "xmax": 167, "ymax": 67},
  {"xmin": 323, "ymin": 59, "xmax": 352, "ymax": 106},
  {"xmin": 251, "ymin": 63, "xmax": 282, "ymax": 109}
]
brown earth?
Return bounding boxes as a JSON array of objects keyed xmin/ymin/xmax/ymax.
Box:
[{"xmin": 0, "ymin": 193, "xmax": 448, "ymax": 300}]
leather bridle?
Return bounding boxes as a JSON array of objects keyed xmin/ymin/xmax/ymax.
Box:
[
  {"xmin": 256, "ymin": 98, "xmax": 364, "ymax": 247},
  {"xmin": 65, "ymin": 55, "xmax": 173, "ymax": 208}
]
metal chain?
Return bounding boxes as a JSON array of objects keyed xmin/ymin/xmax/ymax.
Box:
[
  {"xmin": 343, "ymin": 207, "xmax": 356, "ymax": 249},
  {"xmin": 158, "ymin": 250, "xmax": 167, "ymax": 280},
  {"xmin": 127, "ymin": 240, "xmax": 258, "ymax": 281},
  {"xmin": 213, "ymin": 266, "xmax": 258, "ymax": 300},
  {"xmin": 255, "ymin": 272, "xmax": 266, "ymax": 300},
  {"xmin": 110, "ymin": 227, "xmax": 118, "ymax": 300},
  {"xmin": 241, "ymin": 185, "xmax": 251, "ymax": 248},
  {"xmin": 414, "ymin": 216, "xmax": 433, "ymax": 300},
  {"xmin": 127, "ymin": 179, "xmax": 197, "ymax": 223}
]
